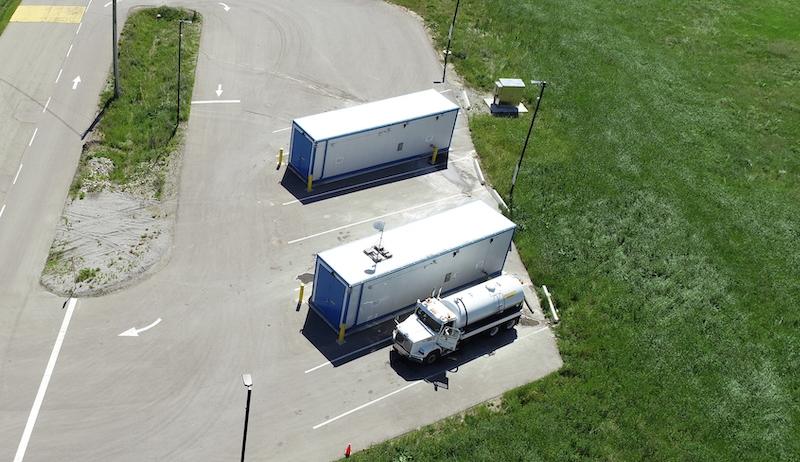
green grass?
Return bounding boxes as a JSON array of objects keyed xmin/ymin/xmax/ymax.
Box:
[
  {"xmin": 0, "ymin": 0, "xmax": 21, "ymax": 36},
  {"xmin": 352, "ymin": 0, "xmax": 800, "ymax": 460},
  {"xmin": 74, "ymin": 7, "xmax": 201, "ymax": 192},
  {"xmin": 74, "ymin": 267, "xmax": 100, "ymax": 283}
]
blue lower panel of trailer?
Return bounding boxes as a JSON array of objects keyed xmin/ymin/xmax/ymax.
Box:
[
  {"xmin": 289, "ymin": 126, "xmax": 314, "ymax": 177},
  {"xmin": 311, "ymin": 262, "xmax": 348, "ymax": 328}
]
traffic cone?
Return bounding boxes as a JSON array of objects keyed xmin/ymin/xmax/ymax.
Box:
[{"xmin": 344, "ymin": 443, "xmax": 352, "ymax": 458}]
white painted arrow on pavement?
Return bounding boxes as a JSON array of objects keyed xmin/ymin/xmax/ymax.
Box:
[
  {"xmin": 119, "ymin": 318, "xmax": 162, "ymax": 337},
  {"xmin": 72, "ymin": 76, "xmax": 81, "ymax": 90},
  {"xmin": 218, "ymin": 2, "xmax": 230, "ymax": 11},
  {"xmin": 215, "ymin": 84, "xmax": 223, "ymax": 97}
]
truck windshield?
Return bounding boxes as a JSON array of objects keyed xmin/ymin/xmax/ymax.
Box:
[{"xmin": 416, "ymin": 308, "xmax": 441, "ymax": 333}]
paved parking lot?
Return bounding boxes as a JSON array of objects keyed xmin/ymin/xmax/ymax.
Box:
[{"xmin": 0, "ymin": 1, "xmax": 561, "ymax": 460}]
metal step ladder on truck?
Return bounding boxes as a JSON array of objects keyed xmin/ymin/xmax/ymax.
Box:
[{"xmin": 392, "ymin": 274, "xmax": 525, "ymax": 364}]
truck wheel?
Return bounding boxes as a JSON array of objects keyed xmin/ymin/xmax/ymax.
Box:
[
  {"xmin": 504, "ymin": 318, "xmax": 518, "ymax": 330},
  {"xmin": 424, "ymin": 350, "xmax": 440, "ymax": 365},
  {"xmin": 487, "ymin": 326, "xmax": 500, "ymax": 337}
]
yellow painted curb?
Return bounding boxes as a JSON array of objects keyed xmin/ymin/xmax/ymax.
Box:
[{"xmin": 10, "ymin": 5, "xmax": 85, "ymax": 24}]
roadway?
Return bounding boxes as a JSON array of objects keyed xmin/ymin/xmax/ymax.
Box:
[{"xmin": 0, "ymin": 1, "xmax": 562, "ymax": 460}]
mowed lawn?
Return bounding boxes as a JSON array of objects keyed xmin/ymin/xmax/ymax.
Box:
[
  {"xmin": 0, "ymin": 0, "xmax": 21, "ymax": 35},
  {"xmin": 354, "ymin": 1, "xmax": 800, "ymax": 460}
]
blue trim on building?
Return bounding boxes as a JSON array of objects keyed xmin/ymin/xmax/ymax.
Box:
[{"xmin": 311, "ymin": 257, "xmax": 350, "ymax": 328}]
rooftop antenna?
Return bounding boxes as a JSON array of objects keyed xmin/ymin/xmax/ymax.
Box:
[
  {"xmin": 364, "ymin": 221, "xmax": 392, "ymax": 264},
  {"xmin": 373, "ymin": 221, "xmax": 385, "ymax": 250}
]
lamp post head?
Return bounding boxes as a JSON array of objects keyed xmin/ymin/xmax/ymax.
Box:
[
  {"xmin": 530, "ymin": 80, "xmax": 547, "ymax": 86},
  {"xmin": 242, "ymin": 373, "xmax": 253, "ymax": 389}
]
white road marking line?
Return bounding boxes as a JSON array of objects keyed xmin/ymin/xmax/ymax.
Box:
[
  {"xmin": 71, "ymin": 75, "xmax": 81, "ymax": 90},
  {"xmin": 313, "ymin": 382, "xmax": 421, "ymax": 430},
  {"xmin": 272, "ymin": 127, "xmax": 291, "ymax": 133},
  {"xmin": 304, "ymin": 337, "xmax": 392, "ymax": 374},
  {"xmin": 55, "ymin": 69, "xmax": 63, "ymax": 83},
  {"xmin": 103, "ymin": 1, "xmax": 111, "ymax": 6},
  {"xmin": 190, "ymin": 99, "xmax": 241, "ymax": 104},
  {"xmin": 13, "ymin": 164, "xmax": 23, "ymax": 185},
  {"xmin": 13, "ymin": 298, "xmax": 78, "ymax": 462},
  {"xmin": 28, "ymin": 128, "xmax": 38, "ymax": 146},
  {"xmin": 287, "ymin": 189, "xmax": 480, "ymax": 244},
  {"xmin": 118, "ymin": 318, "xmax": 162, "ymax": 337},
  {"xmin": 75, "ymin": 22, "xmax": 82, "ymax": 34},
  {"xmin": 439, "ymin": 88, "xmax": 453, "ymax": 93},
  {"xmin": 66, "ymin": 44, "xmax": 73, "ymax": 57},
  {"xmin": 87, "ymin": 0, "xmax": 94, "ymax": 8},
  {"xmin": 311, "ymin": 326, "xmax": 550, "ymax": 430},
  {"xmin": 42, "ymin": 97, "xmax": 51, "ymax": 113},
  {"xmin": 218, "ymin": 2, "xmax": 231, "ymax": 11},
  {"xmin": 0, "ymin": 204, "xmax": 6, "ymax": 219}
]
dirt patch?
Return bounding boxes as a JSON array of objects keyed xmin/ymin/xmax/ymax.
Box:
[{"xmin": 41, "ymin": 140, "xmax": 181, "ymax": 297}]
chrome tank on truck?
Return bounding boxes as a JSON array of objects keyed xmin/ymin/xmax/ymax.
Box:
[{"xmin": 439, "ymin": 274, "xmax": 525, "ymax": 328}]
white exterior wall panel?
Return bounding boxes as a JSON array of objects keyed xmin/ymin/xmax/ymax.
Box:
[
  {"xmin": 351, "ymin": 227, "xmax": 514, "ymax": 327},
  {"xmin": 320, "ymin": 110, "xmax": 457, "ymax": 180}
]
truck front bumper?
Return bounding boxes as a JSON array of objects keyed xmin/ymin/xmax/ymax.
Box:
[{"xmin": 393, "ymin": 343, "xmax": 424, "ymax": 362}]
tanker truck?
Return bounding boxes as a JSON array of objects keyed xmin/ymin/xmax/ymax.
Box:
[{"xmin": 392, "ymin": 274, "xmax": 525, "ymax": 364}]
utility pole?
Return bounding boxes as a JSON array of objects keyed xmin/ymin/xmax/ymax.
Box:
[
  {"xmin": 438, "ymin": 0, "xmax": 461, "ymax": 84},
  {"xmin": 509, "ymin": 80, "xmax": 547, "ymax": 217},
  {"xmin": 112, "ymin": 0, "xmax": 119, "ymax": 98},
  {"xmin": 241, "ymin": 374, "xmax": 253, "ymax": 462}
]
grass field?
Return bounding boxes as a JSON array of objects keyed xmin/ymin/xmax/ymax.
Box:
[
  {"xmin": 71, "ymin": 7, "xmax": 201, "ymax": 196},
  {"xmin": 352, "ymin": 1, "xmax": 800, "ymax": 460},
  {"xmin": 0, "ymin": 0, "xmax": 21, "ymax": 36}
]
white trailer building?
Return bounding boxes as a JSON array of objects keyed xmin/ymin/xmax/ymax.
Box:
[
  {"xmin": 309, "ymin": 201, "xmax": 516, "ymax": 335},
  {"xmin": 288, "ymin": 89, "xmax": 459, "ymax": 187}
]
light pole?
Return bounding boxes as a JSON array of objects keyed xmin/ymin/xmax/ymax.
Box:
[
  {"xmin": 509, "ymin": 80, "xmax": 547, "ymax": 217},
  {"xmin": 112, "ymin": 0, "xmax": 119, "ymax": 98},
  {"xmin": 437, "ymin": 0, "xmax": 461, "ymax": 84},
  {"xmin": 240, "ymin": 374, "xmax": 253, "ymax": 462},
  {"xmin": 176, "ymin": 19, "xmax": 192, "ymax": 130}
]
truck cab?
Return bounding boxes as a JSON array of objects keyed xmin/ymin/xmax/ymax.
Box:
[{"xmin": 393, "ymin": 300, "xmax": 460, "ymax": 364}]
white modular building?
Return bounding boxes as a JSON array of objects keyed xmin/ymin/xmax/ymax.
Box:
[
  {"xmin": 288, "ymin": 89, "xmax": 459, "ymax": 186},
  {"xmin": 309, "ymin": 201, "xmax": 516, "ymax": 334}
]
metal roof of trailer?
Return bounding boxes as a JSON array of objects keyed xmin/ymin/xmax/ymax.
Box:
[
  {"xmin": 293, "ymin": 89, "xmax": 460, "ymax": 141},
  {"xmin": 317, "ymin": 201, "xmax": 515, "ymax": 286}
]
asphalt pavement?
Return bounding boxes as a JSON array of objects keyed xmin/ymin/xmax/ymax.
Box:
[{"xmin": 0, "ymin": 1, "xmax": 562, "ymax": 460}]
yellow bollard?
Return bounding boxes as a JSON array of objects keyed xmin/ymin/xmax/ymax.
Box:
[
  {"xmin": 337, "ymin": 323, "xmax": 346, "ymax": 344},
  {"xmin": 307, "ymin": 175, "xmax": 313, "ymax": 192},
  {"xmin": 430, "ymin": 145, "xmax": 439, "ymax": 165},
  {"xmin": 297, "ymin": 283, "xmax": 305, "ymax": 305},
  {"xmin": 277, "ymin": 148, "xmax": 284, "ymax": 169}
]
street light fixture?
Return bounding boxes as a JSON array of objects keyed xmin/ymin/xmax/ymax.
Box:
[
  {"xmin": 436, "ymin": 0, "xmax": 461, "ymax": 84},
  {"xmin": 240, "ymin": 373, "xmax": 253, "ymax": 462},
  {"xmin": 509, "ymin": 79, "xmax": 547, "ymax": 217}
]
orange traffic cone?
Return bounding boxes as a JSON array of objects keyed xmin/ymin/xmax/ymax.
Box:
[{"xmin": 345, "ymin": 443, "xmax": 352, "ymax": 458}]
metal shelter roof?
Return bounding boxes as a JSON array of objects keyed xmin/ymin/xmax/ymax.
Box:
[
  {"xmin": 293, "ymin": 89, "xmax": 459, "ymax": 141},
  {"xmin": 317, "ymin": 201, "xmax": 515, "ymax": 286}
]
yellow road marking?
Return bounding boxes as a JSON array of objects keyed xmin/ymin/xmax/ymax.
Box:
[{"xmin": 10, "ymin": 6, "xmax": 85, "ymax": 24}]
